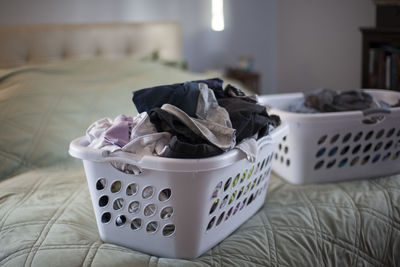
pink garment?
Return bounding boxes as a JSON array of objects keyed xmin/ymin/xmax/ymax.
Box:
[{"xmin": 104, "ymin": 114, "xmax": 133, "ymax": 147}]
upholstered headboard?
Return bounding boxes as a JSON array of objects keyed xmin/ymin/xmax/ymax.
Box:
[{"xmin": 0, "ymin": 22, "xmax": 182, "ymax": 68}]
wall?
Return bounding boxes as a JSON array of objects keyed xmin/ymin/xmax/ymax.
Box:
[
  {"xmin": 0, "ymin": 0, "xmax": 376, "ymax": 93},
  {"xmin": 0, "ymin": 0, "xmax": 276, "ymax": 93},
  {"xmin": 276, "ymin": 0, "xmax": 375, "ymax": 93}
]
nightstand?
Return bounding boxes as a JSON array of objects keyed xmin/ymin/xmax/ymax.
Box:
[{"xmin": 225, "ymin": 67, "xmax": 261, "ymax": 94}]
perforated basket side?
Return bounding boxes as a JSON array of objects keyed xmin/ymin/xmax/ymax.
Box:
[
  {"xmin": 260, "ymin": 90, "xmax": 400, "ymax": 184},
  {"xmin": 70, "ymin": 125, "xmax": 288, "ymax": 258}
]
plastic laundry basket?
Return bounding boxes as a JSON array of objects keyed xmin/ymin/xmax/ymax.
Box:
[
  {"xmin": 259, "ymin": 89, "xmax": 400, "ymax": 185},
  {"xmin": 69, "ymin": 124, "xmax": 288, "ymax": 259}
]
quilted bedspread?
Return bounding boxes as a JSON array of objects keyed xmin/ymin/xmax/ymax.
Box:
[{"xmin": 0, "ymin": 59, "xmax": 399, "ymax": 266}]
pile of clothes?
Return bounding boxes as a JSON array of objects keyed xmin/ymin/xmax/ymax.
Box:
[
  {"xmin": 86, "ymin": 78, "xmax": 280, "ymax": 172},
  {"xmin": 289, "ymin": 88, "xmax": 400, "ymax": 113}
]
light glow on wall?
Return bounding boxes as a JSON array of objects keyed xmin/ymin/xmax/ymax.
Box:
[{"xmin": 211, "ymin": 0, "xmax": 224, "ymax": 31}]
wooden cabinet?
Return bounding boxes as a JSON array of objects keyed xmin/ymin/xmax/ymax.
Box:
[{"xmin": 225, "ymin": 67, "xmax": 261, "ymax": 94}]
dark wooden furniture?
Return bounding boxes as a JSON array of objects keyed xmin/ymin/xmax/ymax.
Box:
[
  {"xmin": 360, "ymin": 27, "xmax": 400, "ymax": 90},
  {"xmin": 225, "ymin": 67, "xmax": 261, "ymax": 94}
]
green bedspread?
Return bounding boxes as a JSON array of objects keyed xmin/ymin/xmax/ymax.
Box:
[{"xmin": 0, "ymin": 59, "xmax": 399, "ymax": 266}]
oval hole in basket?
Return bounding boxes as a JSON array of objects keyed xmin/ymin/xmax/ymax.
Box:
[
  {"xmin": 365, "ymin": 131, "xmax": 374, "ymax": 141},
  {"xmin": 386, "ymin": 128, "xmax": 395, "ymax": 138},
  {"xmin": 101, "ymin": 212, "xmax": 111, "ymax": 224},
  {"xmin": 240, "ymin": 199, "xmax": 246, "ymax": 211},
  {"xmin": 316, "ymin": 147, "xmax": 326, "ymax": 158},
  {"xmin": 144, "ymin": 204, "xmax": 156, "ymax": 217},
  {"xmin": 318, "ymin": 135, "xmax": 327, "ymax": 145},
  {"xmin": 142, "ymin": 186, "xmax": 154, "ymax": 199},
  {"xmin": 233, "ymin": 202, "xmax": 240, "ymax": 215},
  {"xmin": 340, "ymin": 146, "xmax": 350, "ymax": 155},
  {"xmin": 207, "ymin": 217, "xmax": 216, "ymax": 231},
  {"xmin": 237, "ymin": 186, "xmax": 244, "ymax": 200},
  {"xmin": 225, "ymin": 207, "xmax": 233, "ymax": 221},
  {"xmin": 115, "ymin": 215, "xmax": 126, "ymax": 227},
  {"xmin": 248, "ymin": 165, "xmax": 255, "ymax": 178},
  {"xmin": 286, "ymin": 159, "xmax": 291, "ymax": 166},
  {"xmin": 374, "ymin": 142, "xmax": 383, "ymax": 151},
  {"xmin": 350, "ymin": 157, "xmax": 359, "ymax": 166},
  {"xmin": 342, "ymin": 133, "xmax": 352, "ymax": 143},
  {"xmin": 220, "ymin": 195, "xmax": 228, "ymax": 209},
  {"xmin": 397, "ymin": 129, "xmax": 400, "ymax": 137},
  {"xmin": 244, "ymin": 183, "xmax": 251, "ymax": 195},
  {"xmin": 338, "ymin": 158, "xmax": 348, "ymax": 168},
  {"xmin": 146, "ymin": 221, "xmax": 158, "ymax": 233},
  {"xmin": 314, "ymin": 160, "xmax": 324, "ymax": 170},
  {"xmin": 128, "ymin": 201, "xmax": 140, "ymax": 214},
  {"xmin": 216, "ymin": 212, "xmax": 225, "ymax": 226},
  {"xmin": 330, "ymin": 134, "xmax": 340, "ymax": 144},
  {"xmin": 159, "ymin": 188, "xmax": 172, "ymax": 202},
  {"xmin": 376, "ymin": 129, "xmax": 385, "ymax": 139},
  {"xmin": 110, "ymin": 181, "xmax": 122, "ymax": 193},
  {"xmin": 99, "ymin": 195, "xmax": 109, "ymax": 207},
  {"xmin": 210, "ymin": 199, "xmax": 219, "ymax": 214},
  {"xmin": 352, "ymin": 144, "xmax": 361, "ymax": 154},
  {"xmin": 96, "ymin": 178, "xmax": 107, "ymax": 190},
  {"xmin": 113, "ymin": 198, "xmax": 124, "ymax": 210},
  {"xmin": 372, "ymin": 154, "xmax": 381, "ymax": 163},
  {"xmin": 131, "ymin": 218, "xmax": 142, "ymax": 230},
  {"xmin": 383, "ymin": 152, "xmax": 391, "ymax": 161},
  {"xmin": 362, "ymin": 155, "xmax": 370, "ymax": 165},
  {"xmin": 247, "ymin": 193, "xmax": 255, "ymax": 205},
  {"xmin": 329, "ymin": 147, "xmax": 338, "ymax": 157},
  {"xmin": 353, "ymin": 132, "xmax": 363, "ymax": 142},
  {"xmin": 363, "ymin": 143, "xmax": 372, "ymax": 153},
  {"xmin": 326, "ymin": 159, "xmax": 336, "ymax": 169},
  {"xmin": 126, "ymin": 183, "xmax": 138, "ymax": 196},
  {"xmin": 251, "ymin": 180, "xmax": 256, "ymax": 191},
  {"xmin": 230, "ymin": 191, "xmax": 237, "ymax": 203},
  {"xmin": 223, "ymin": 178, "xmax": 232, "ymax": 192},
  {"xmin": 393, "ymin": 151, "xmax": 400, "ymax": 160},
  {"xmin": 384, "ymin": 140, "xmax": 393, "ymax": 150},
  {"xmin": 212, "ymin": 181, "xmax": 223, "ymax": 198},
  {"xmin": 162, "ymin": 224, "xmax": 176, "ymax": 236},
  {"xmin": 160, "ymin": 206, "xmax": 173, "ymax": 219},
  {"xmin": 232, "ymin": 174, "xmax": 239, "ymax": 188}
]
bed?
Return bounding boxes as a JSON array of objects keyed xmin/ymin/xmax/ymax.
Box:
[{"xmin": 0, "ymin": 22, "xmax": 399, "ymax": 267}]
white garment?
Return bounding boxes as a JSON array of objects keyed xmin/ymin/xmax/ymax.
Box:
[
  {"xmin": 86, "ymin": 117, "xmax": 114, "ymax": 150},
  {"xmin": 86, "ymin": 113, "xmax": 171, "ymax": 173},
  {"xmin": 161, "ymin": 103, "xmax": 236, "ymax": 151},
  {"xmin": 196, "ymin": 83, "xmax": 232, "ymax": 128},
  {"xmin": 235, "ymin": 138, "xmax": 258, "ymax": 162}
]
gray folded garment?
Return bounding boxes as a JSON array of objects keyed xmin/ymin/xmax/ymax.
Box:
[
  {"xmin": 287, "ymin": 88, "xmax": 394, "ymax": 113},
  {"xmin": 305, "ymin": 88, "xmax": 384, "ymax": 112}
]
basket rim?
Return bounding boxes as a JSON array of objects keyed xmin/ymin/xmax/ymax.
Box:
[{"xmin": 69, "ymin": 123, "xmax": 288, "ymax": 172}]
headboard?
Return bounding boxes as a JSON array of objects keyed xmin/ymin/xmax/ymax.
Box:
[{"xmin": 0, "ymin": 21, "xmax": 182, "ymax": 68}]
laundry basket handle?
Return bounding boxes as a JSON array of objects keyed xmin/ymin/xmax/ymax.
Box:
[
  {"xmin": 361, "ymin": 108, "xmax": 390, "ymax": 125},
  {"xmin": 69, "ymin": 137, "xmax": 144, "ymax": 165},
  {"xmin": 362, "ymin": 108, "xmax": 391, "ymax": 116}
]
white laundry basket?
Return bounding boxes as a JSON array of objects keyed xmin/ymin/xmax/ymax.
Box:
[
  {"xmin": 259, "ymin": 89, "xmax": 400, "ymax": 185},
  {"xmin": 69, "ymin": 124, "xmax": 287, "ymax": 259}
]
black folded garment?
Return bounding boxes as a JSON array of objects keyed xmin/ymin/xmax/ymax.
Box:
[
  {"xmin": 132, "ymin": 78, "xmax": 223, "ymax": 117},
  {"xmin": 149, "ymin": 108, "xmax": 223, "ymax": 158},
  {"xmin": 139, "ymin": 79, "xmax": 281, "ymax": 158},
  {"xmin": 217, "ymin": 97, "xmax": 280, "ymax": 143}
]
